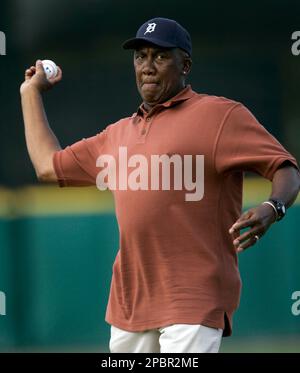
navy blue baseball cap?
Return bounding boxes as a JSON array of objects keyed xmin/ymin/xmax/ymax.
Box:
[{"xmin": 122, "ymin": 17, "xmax": 192, "ymax": 56}]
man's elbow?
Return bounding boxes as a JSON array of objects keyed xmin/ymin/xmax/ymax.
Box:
[
  {"xmin": 290, "ymin": 166, "xmax": 300, "ymax": 193},
  {"xmin": 290, "ymin": 167, "xmax": 300, "ymax": 196},
  {"xmin": 297, "ymin": 170, "xmax": 300, "ymax": 194},
  {"xmin": 290, "ymin": 167, "xmax": 300, "ymax": 194},
  {"xmin": 281, "ymin": 164, "xmax": 300, "ymax": 187},
  {"xmin": 36, "ymin": 168, "xmax": 57, "ymax": 183}
]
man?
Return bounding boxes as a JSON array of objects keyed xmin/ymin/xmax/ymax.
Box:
[{"xmin": 20, "ymin": 17, "xmax": 300, "ymax": 353}]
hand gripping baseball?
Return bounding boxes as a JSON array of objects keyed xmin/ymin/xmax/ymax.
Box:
[{"xmin": 20, "ymin": 59, "xmax": 62, "ymax": 94}]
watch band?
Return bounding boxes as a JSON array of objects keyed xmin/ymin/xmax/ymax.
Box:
[
  {"xmin": 263, "ymin": 199, "xmax": 286, "ymax": 221},
  {"xmin": 269, "ymin": 198, "xmax": 286, "ymax": 221},
  {"xmin": 262, "ymin": 201, "xmax": 278, "ymax": 220}
]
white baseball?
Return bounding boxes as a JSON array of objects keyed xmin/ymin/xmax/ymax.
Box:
[{"xmin": 42, "ymin": 59, "xmax": 58, "ymax": 79}]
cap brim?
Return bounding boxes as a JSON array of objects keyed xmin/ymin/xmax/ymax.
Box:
[{"xmin": 122, "ymin": 37, "xmax": 176, "ymax": 50}]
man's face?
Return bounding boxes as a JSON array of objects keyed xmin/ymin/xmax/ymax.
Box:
[{"xmin": 133, "ymin": 45, "xmax": 186, "ymax": 108}]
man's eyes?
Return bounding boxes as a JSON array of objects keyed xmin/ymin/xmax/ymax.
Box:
[
  {"xmin": 135, "ymin": 54, "xmax": 144, "ymax": 62},
  {"xmin": 135, "ymin": 53, "xmax": 168, "ymax": 61}
]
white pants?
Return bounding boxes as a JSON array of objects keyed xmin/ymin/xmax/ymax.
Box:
[{"xmin": 109, "ymin": 324, "xmax": 223, "ymax": 353}]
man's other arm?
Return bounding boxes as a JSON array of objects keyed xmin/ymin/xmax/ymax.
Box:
[{"xmin": 230, "ymin": 162, "xmax": 300, "ymax": 252}]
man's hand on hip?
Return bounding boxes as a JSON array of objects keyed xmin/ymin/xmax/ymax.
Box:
[{"xmin": 228, "ymin": 204, "xmax": 277, "ymax": 253}]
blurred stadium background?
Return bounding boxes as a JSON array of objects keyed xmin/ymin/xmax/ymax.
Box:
[{"xmin": 0, "ymin": 0, "xmax": 300, "ymax": 352}]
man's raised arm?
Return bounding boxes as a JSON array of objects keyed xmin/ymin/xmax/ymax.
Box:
[{"xmin": 20, "ymin": 59, "xmax": 62, "ymax": 182}]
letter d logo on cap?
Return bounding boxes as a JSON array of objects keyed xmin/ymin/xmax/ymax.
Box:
[{"xmin": 144, "ymin": 23, "xmax": 157, "ymax": 35}]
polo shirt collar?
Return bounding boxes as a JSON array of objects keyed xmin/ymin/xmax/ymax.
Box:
[{"xmin": 135, "ymin": 85, "xmax": 195, "ymax": 118}]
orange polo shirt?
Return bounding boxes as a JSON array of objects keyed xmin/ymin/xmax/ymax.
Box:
[{"xmin": 53, "ymin": 85, "xmax": 299, "ymax": 336}]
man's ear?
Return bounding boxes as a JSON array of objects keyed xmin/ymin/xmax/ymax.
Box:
[
  {"xmin": 177, "ymin": 49, "xmax": 192, "ymax": 75},
  {"xmin": 182, "ymin": 58, "xmax": 192, "ymax": 76}
]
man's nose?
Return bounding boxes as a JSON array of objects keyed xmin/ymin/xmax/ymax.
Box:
[{"xmin": 142, "ymin": 58, "xmax": 156, "ymax": 75}]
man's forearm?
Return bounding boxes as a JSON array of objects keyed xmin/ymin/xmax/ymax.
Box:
[
  {"xmin": 270, "ymin": 164, "xmax": 300, "ymax": 208},
  {"xmin": 21, "ymin": 86, "xmax": 61, "ymax": 178}
]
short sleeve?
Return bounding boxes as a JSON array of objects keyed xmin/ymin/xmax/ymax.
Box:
[
  {"xmin": 53, "ymin": 127, "xmax": 109, "ymax": 187},
  {"xmin": 214, "ymin": 104, "xmax": 299, "ymax": 180}
]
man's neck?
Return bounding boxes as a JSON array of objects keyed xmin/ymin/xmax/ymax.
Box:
[{"xmin": 143, "ymin": 84, "xmax": 186, "ymax": 112}]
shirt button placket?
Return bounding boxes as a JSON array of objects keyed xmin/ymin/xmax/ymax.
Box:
[
  {"xmin": 141, "ymin": 117, "xmax": 151, "ymax": 136},
  {"xmin": 137, "ymin": 116, "xmax": 153, "ymax": 143}
]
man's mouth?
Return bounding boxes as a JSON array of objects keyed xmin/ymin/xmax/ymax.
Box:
[{"xmin": 142, "ymin": 82, "xmax": 159, "ymax": 89}]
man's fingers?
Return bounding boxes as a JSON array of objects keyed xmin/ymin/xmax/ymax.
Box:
[
  {"xmin": 233, "ymin": 228, "xmax": 262, "ymax": 247},
  {"xmin": 24, "ymin": 64, "xmax": 39, "ymax": 81},
  {"xmin": 35, "ymin": 59, "xmax": 46, "ymax": 75},
  {"xmin": 231, "ymin": 228, "xmax": 240, "ymax": 242},
  {"xmin": 229, "ymin": 218, "xmax": 253, "ymax": 234},
  {"xmin": 35, "ymin": 59, "xmax": 42, "ymax": 68},
  {"xmin": 25, "ymin": 68, "xmax": 34, "ymax": 80},
  {"xmin": 229, "ymin": 212, "xmax": 249, "ymax": 233},
  {"xmin": 25, "ymin": 66, "xmax": 36, "ymax": 74},
  {"xmin": 49, "ymin": 66, "xmax": 62, "ymax": 83},
  {"xmin": 236, "ymin": 235, "xmax": 259, "ymax": 253}
]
